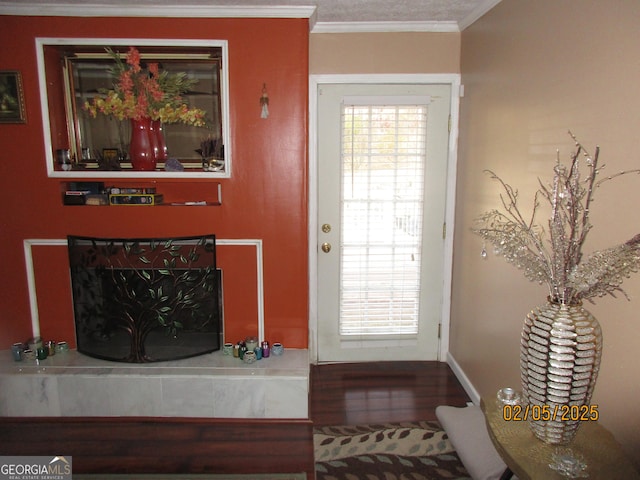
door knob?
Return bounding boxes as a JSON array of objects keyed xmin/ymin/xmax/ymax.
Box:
[
  {"xmin": 321, "ymin": 242, "xmax": 332, "ymax": 253},
  {"xmin": 322, "ymin": 223, "xmax": 332, "ymax": 233}
]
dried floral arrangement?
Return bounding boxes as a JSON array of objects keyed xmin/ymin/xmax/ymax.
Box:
[
  {"xmin": 83, "ymin": 47, "xmax": 207, "ymax": 126},
  {"xmin": 473, "ymin": 132, "xmax": 640, "ymax": 305}
]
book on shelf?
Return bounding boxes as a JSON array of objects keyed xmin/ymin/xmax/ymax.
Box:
[
  {"xmin": 109, "ymin": 186, "xmax": 157, "ymax": 195},
  {"xmin": 108, "ymin": 193, "xmax": 164, "ymax": 206}
]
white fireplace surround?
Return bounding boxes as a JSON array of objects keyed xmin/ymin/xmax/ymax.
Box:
[
  {"xmin": 4, "ymin": 238, "xmax": 310, "ymax": 420},
  {"xmin": 23, "ymin": 238, "xmax": 265, "ymax": 340}
]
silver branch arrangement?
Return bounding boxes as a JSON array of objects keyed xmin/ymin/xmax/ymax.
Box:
[{"xmin": 473, "ymin": 132, "xmax": 640, "ymax": 305}]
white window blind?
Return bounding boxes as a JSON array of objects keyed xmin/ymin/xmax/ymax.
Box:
[{"xmin": 340, "ymin": 101, "xmax": 428, "ymax": 336}]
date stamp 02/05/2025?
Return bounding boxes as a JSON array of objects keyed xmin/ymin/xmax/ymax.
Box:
[{"xmin": 502, "ymin": 404, "xmax": 599, "ymax": 422}]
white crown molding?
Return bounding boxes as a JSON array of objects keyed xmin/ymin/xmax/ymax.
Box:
[
  {"xmin": 0, "ymin": 2, "xmax": 316, "ymax": 18},
  {"xmin": 0, "ymin": 1, "xmax": 500, "ymax": 30},
  {"xmin": 311, "ymin": 20, "xmax": 460, "ymax": 34},
  {"xmin": 458, "ymin": 0, "xmax": 502, "ymax": 30}
]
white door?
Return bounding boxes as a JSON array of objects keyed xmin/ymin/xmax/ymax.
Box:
[{"xmin": 316, "ymin": 83, "xmax": 452, "ymax": 363}]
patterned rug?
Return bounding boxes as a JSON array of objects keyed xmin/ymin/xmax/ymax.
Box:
[{"xmin": 314, "ymin": 420, "xmax": 470, "ymax": 480}]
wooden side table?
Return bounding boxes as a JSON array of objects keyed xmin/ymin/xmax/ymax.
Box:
[{"xmin": 481, "ymin": 398, "xmax": 639, "ymax": 480}]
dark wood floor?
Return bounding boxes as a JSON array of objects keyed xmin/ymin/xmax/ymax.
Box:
[
  {"xmin": 0, "ymin": 361, "xmax": 471, "ymax": 477},
  {"xmin": 310, "ymin": 361, "xmax": 472, "ymax": 427}
]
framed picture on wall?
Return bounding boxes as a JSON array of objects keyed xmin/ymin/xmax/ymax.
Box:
[{"xmin": 0, "ymin": 71, "xmax": 26, "ymax": 124}]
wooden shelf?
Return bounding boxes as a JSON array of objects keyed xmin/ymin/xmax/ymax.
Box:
[{"xmin": 60, "ymin": 181, "xmax": 222, "ymax": 206}]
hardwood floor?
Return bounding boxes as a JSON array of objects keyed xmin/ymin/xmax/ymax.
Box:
[
  {"xmin": 0, "ymin": 361, "xmax": 470, "ymax": 477},
  {"xmin": 310, "ymin": 361, "xmax": 472, "ymax": 427}
]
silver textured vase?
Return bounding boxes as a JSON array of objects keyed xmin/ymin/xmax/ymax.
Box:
[{"xmin": 520, "ymin": 299, "xmax": 602, "ymax": 444}]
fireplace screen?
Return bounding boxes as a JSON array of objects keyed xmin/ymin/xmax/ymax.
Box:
[{"xmin": 68, "ymin": 234, "xmax": 222, "ymax": 363}]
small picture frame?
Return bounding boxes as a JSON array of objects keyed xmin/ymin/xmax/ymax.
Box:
[
  {"xmin": 102, "ymin": 148, "xmax": 119, "ymax": 161},
  {"xmin": 0, "ymin": 71, "xmax": 26, "ymax": 124}
]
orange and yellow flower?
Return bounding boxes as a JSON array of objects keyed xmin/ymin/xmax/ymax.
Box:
[{"xmin": 83, "ymin": 47, "xmax": 207, "ymax": 127}]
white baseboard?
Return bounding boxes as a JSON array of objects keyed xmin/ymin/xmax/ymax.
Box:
[{"xmin": 446, "ymin": 351, "xmax": 481, "ymax": 405}]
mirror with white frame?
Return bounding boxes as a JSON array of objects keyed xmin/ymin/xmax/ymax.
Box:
[{"xmin": 36, "ymin": 38, "xmax": 231, "ymax": 178}]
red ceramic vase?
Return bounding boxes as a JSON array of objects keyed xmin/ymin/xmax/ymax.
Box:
[
  {"xmin": 129, "ymin": 117, "xmax": 157, "ymax": 171},
  {"xmin": 150, "ymin": 119, "xmax": 168, "ymax": 164}
]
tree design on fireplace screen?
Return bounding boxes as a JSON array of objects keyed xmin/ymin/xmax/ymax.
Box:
[{"xmin": 68, "ymin": 234, "xmax": 222, "ymax": 363}]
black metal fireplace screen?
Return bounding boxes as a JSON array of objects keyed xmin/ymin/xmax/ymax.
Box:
[{"xmin": 67, "ymin": 234, "xmax": 222, "ymax": 363}]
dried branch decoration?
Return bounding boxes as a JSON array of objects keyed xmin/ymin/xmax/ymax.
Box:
[{"xmin": 473, "ymin": 132, "xmax": 640, "ymax": 305}]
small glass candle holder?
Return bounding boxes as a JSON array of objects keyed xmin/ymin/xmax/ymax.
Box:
[
  {"xmin": 549, "ymin": 448, "xmax": 588, "ymax": 478},
  {"xmin": 271, "ymin": 342, "xmax": 284, "ymax": 356},
  {"xmin": 11, "ymin": 343, "xmax": 24, "ymax": 362},
  {"xmin": 245, "ymin": 336, "xmax": 259, "ymax": 352},
  {"xmin": 23, "ymin": 349, "xmax": 36, "ymax": 361},
  {"xmin": 497, "ymin": 387, "xmax": 521, "ymax": 406},
  {"xmin": 36, "ymin": 347, "xmax": 48, "ymax": 360},
  {"xmin": 243, "ymin": 350, "xmax": 257, "ymax": 364}
]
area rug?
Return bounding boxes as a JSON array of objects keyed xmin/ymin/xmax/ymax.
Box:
[{"xmin": 314, "ymin": 420, "xmax": 470, "ymax": 480}]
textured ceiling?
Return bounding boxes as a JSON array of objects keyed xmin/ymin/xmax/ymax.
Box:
[
  {"xmin": 0, "ymin": 0, "xmax": 501, "ymax": 31},
  {"xmin": 314, "ymin": 0, "xmax": 494, "ymax": 23}
]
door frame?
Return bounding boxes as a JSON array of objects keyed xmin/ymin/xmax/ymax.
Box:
[{"xmin": 308, "ymin": 73, "xmax": 462, "ymax": 364}]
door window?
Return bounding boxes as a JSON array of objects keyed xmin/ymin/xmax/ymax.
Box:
[{"xmin": 340, "ymin": 100, "xmax": 429, "ymax": 337}]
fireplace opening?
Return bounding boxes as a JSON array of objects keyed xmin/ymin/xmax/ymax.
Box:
[{"xmin": 67, "ymin": 234, "xmax": 222, "ymax": 363}]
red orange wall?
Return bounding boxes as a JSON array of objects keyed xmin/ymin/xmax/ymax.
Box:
[{"xmin": 0, "ymin": 16, "xmax": 309, "ymax": 348}]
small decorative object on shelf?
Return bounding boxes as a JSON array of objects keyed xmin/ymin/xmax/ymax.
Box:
[
  {"xmin": 245, "ymin": 336, "xmax": 259, "ymax": 352},
  {"xmin": 549, "ymin": 447, "xmax": 588, "ymax": 478},
  {"xmin": 23, "ymin": 349, "xmax": 35, "ymax": 360},
  {"xmin": 36, "ymin": 347, "xmax": 48, "ymax": 360},
  {"xmin": 474, "ymin": 131, "xmax": 640, "ymax": 445},
  {"xmin": 243, "ymin": 350, "xmax": 257, "ymax": 364},
  {"xmin": 56, "ymin": 148, "xmax": 72, "ymax": 171},
  {"xmin": 84, "ymin": 47, "xmax": 207, "ymax": 171},
  {"xmin": 165, "ymin": 157, "xmax": 184, "ymax": 172},
  {"xmin": 271, "ymin": 342, "xmax": 284, "ymax": 356},
  {"xmin": 496, "ymin": 387, "xmax": 521, "ymax": 406},
  {"xmin": 197, "ymin": 136, "xmax": 224, "ymax": 172},
  {"xmin": 11, "ymin": 343, "xmax": 24, "ymax": 362}
]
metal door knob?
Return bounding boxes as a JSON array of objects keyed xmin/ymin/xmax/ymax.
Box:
[{"xmin": 321, "ymin": 242, "xmax": 332, "ymax": 253}]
